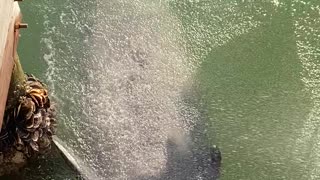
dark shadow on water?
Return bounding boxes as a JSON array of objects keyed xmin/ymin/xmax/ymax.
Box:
[
  {"xmin": 159, "ymin": 138, "xmax": 221, "ymax": 180},
  {"xmin": 134, "ymin": 91, "xmax": 222, "ymax": 180},
  {"xmin": 0, "ymin": 143, "xmax": 83, "ymax": 180},
  {"xmin": 134, "ymin": 133, "xmax": 221, "ymax": 180}
]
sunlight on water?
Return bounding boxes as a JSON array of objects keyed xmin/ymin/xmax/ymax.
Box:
[
  {"xmin": 294, "ymin": 0, "xmax": 320, "ymax": 179},
  {"xmin": 38, "ymin": 0, "xmax": 210, "ymax": 179}
]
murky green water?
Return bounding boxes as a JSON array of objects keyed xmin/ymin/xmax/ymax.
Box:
[{"xmin": 18, "ymin": 0, "xmax": 320, "ymax": 179}]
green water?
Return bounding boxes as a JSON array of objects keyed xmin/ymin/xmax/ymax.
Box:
[{"xmin": 18, "ymin": 0, "xmax": 320, "ymax": 179}]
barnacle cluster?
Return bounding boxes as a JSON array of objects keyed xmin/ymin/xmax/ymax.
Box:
[{"xmin": 0, "ymin": 74, "xmax": 56, "ymax": 157}]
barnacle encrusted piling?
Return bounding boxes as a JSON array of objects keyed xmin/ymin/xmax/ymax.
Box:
[{"xmin": 0, "ymin": 74, "xmax": 56, "ymax": 175}]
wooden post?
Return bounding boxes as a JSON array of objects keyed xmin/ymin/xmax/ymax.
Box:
[{"xmin": 0, "ymin": 2, "xmax": 21, "ymax": 130}]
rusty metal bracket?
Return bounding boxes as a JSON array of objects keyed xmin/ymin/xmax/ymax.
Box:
[{"xmin": 14, "ymin": 23, "xmax": 28, "ymax": 30}]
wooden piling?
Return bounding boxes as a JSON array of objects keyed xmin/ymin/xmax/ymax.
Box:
[{"xmin": 0, "ymin": 2, "xmax": 21, "ymax": 130}]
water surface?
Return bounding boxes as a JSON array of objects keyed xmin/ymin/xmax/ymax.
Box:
[{"xmin": 19, "ymin": 0, "xmax": 320, "ymax": 179}]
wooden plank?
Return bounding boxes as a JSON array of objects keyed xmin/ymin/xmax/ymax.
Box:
[
  {"xmin": 0, "ymin": 2, "xmax": 21, "ymax": 129},
  {"xmin": 0, "ymin": 31, "xmax": 14, "ymax": 129},
  {"xmin": 0, "ymin": 1, "xmax": 15, "ymax": 70}
]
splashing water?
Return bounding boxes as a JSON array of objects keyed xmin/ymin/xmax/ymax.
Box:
[{"xmin": 29, "ymin": 0, "xmax": 216, "ymax": 179}]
